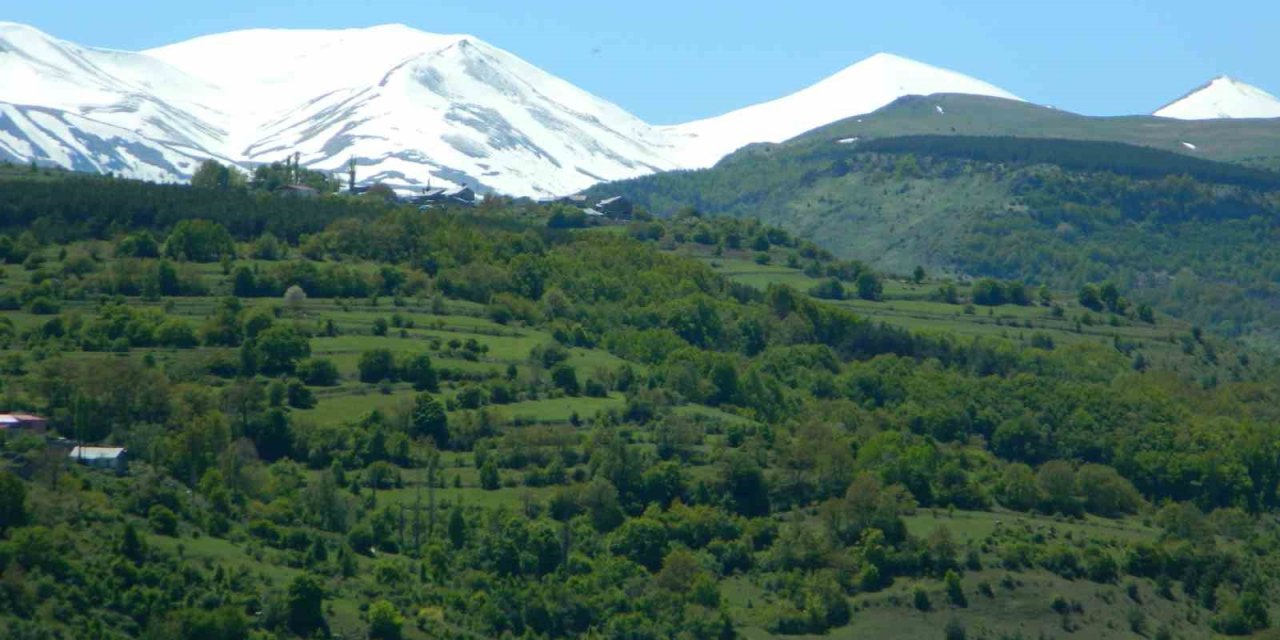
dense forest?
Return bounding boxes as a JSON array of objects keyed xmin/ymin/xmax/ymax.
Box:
[
  {"xmin": 2, "ymin": 165, "xmax": 1280, "ymax": 638},
  {"xmin": 853, "ymin": 136, "xmax": 1280, "ymax": 190}
]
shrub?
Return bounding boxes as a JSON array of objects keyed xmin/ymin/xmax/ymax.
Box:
[
  {"xmin": 149, "ymin": 505, "xmax": 179, "ymax": 536},
  {"xmin": 944, "ymin": 570, "xmax": 967, "ymax": 607},
  {"xmin": 550, "ymin": 363, "xmax": 580, "ymax": 396},
  {"xmin": 358, "ymin": 349, "xmax": 397, "ymax": 383},
  {"xmin": 25, "ymin": 296, "xmax": 60, "ymax": 315},
  {"xmin": 480, "ymin": 459, "xmax": 500, "ymax": 490},
  {"xmin": 913, "ymin": 586, "xmax": 931, "ymax": 611},
  {"xmin": 297, "ymin": 358, "xmax": 340, "ymax": 386}
]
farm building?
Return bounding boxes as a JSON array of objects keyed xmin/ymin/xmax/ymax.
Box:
[
  {"xmin": 593, "ymin": 195, "xmax": 634, "ymax": 218},
  {"xmin": 0, "ymin": 413, "xmax": 48, "ymax": 434},
  {"xmin": 277, "ymin": 184, "xmax": 319, "ymax": 198},
  {"xmin": 69, "ymin": 446, "xmax": 128, "ymax": 473},
  {"xmin": 411, "ymin": 186, "xmax": 476, "ymax": 206}
]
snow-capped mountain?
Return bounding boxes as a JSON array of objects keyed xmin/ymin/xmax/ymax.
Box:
[
  {"xmin": 0, "ymin": 22, "xmax": 1026, "ymax": 195},
  {"xmin": 1155, "ymin": 76, "xmax": 1280, "ymax": 120},
  {"xmin": 661, "ymin": 53, "xmax": 1023, "ymax": 168},
  {"xmin": 0, "ymin": 21, "xmax": 231, "ymax": 179},
  {"xmin": 144, "ymin": 25, "xmax": 680, "ymax": 196},
  {"xmin": 0, "ymin": 22, "xmax": 680, "ymax": 196}
]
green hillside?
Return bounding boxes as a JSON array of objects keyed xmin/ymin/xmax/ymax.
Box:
[
  {"xmin": 2, "ymin": 168, "xmax": 1280, "ymax": 639},
  {"xmin": 789, "ymin": 94, "xmax": 1280, "ymax": 169},
  {"xmin": 589, "ymin": 123, "xmax": 1280, "ymax": 349}
]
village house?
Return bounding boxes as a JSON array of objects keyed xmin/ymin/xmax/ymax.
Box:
[
  {"xmin": 593, "ymin": 195, "xmax": 634, "ymax": 219},
  {"xmin": 0, "ymin": 413, "xmax": 48, "ymax": 435},
  {"xmin": 277, "ymin": 183, "xmax": 319, "ymax": 198},
  {"xmin": 554, "ymin": 194, "xmax": 590, "ymax": 206},
  {"xmin": 69, "ymin": 446, "xmax": 128, "ymax": 474},
  {"xmin": 410, "ymin": 185, "xmax": 476, "ymax": 207}
]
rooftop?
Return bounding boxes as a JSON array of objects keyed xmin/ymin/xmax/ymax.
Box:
[{"xmin": 69, "ymin": 446, "xmax": 126, "ymax": 460}]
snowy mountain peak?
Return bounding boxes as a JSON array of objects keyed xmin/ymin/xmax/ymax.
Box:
[
  {"xmin": 662, "ymin": 52, "xmax": 1022, "ymax": 168},
  {"xmin": 1, "ymin": 23, "xmax": 1023, "ymax": 195},
  {"xmin": 0, "ymin": 21, "xmax": 47, "ymax": 36},
  {"xmin": 1154, "ymin": 76, "xmax": 1280, "ymax": 120}
]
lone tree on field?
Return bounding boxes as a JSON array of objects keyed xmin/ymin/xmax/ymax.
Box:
[{"xmin": 285, "ymin": 284, "xmax": 307, "ymax": 315}]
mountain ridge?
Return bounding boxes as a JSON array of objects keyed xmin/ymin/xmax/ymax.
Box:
[
  {"xmin": 7, "ymin": 21, "xmax": 1279, "ymax": 195},
  {"xmin": 0, "ymin": 22, "xmax": 1026, "ymax": 195}
]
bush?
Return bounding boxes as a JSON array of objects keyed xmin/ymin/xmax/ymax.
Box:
[
  {"xmin": 583, "ymin": 379, "xmax": 609, "ymax": 398},
  {"xmin": 155, "ymin": 319, "xmax": 199, "ymax": 348},
  {"xmin": 162, "ymin": 219, "xmax": 235, "ymax": 262},
  {"xmin": 0, "ymin": 471, "xmax": 28, "ymax": 532},
  {"xmin": 944, "ymin": 570, "xmax": 967, "ymax": 607},
  {"xmin": 25, "ymin": 296, "xmax": 60, "ymax": 315},
  {"xmin": 399, "ymin": 353, "xmax": 438, "ymax": 392},
  {"xmin": 286, "ymin": 379, "xmax": 316, "ymax": 409},
  {"xmin": 367, "ymin": 600, "xmax": 404, "ymax": 640},
  {"xmin": 149, "ymin": 505, "xmax": 179, "ymax": 536},
  {"xmin": 359, "ymin": 349, "xmax": 397, "ymax": 383},
  {"xmin": 550, "ymin": 363, "xmax": 580, "ymax": 396},
  {"xmin": 297, "ymin": 358, "xmax": 340, "ymax": 386},
  {"xmin": 809, "ymin": 278, "xmax": 845, "ymax": 300},
  {"xmin": 913, "ymin": 586, "xmax": 932, "ymax": 611},
  {"xmin": 1127, "ymin": 607, "xmax": 1146, "ymax": 635},
  {"xmin": 971, "ymin": 278, "xmax": 1006, "ymax": 306},
  {"xmin": 480, "ymin": 459, "xmax": 500, "ymax": 490},
  {"xmin": 1084, "ymin": 547, "xmax": 1119, "ymax": 583},
  {"xmin": 1050, "ymin": 594, "xmax": 1070, "ymax": 615},
  {"xmin": 455, "ymin": 385, "xmax": 488, "ymax": 410},
  {"xmin": 1076, "ymin": 463, "xmax": 1143, "ymax": 517}
]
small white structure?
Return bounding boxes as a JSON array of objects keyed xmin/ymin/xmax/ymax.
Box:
[
  {"xmin": 593, "ymin": 195, "xmax": 633, "ymax": 218},
  {"xmin": 70, "ymin": 446, "xmax": 128, "ymax": 473}
]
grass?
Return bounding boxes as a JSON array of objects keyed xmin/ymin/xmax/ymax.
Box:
[
  {"xmin": 495, "ymin": 394, "xmax": 625, "ymax": 424},
  {"xmin": 294, "ymin": 386, "xmax": 415, "ymax": 425},
  {"xmin": 701, "ymin": 255, "xmax": 1197, "ymax": 368},
  {"xmin": 726, "ymin": 508, "xmax": 1184, "ymax": 639}
]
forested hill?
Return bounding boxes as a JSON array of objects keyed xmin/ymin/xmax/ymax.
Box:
[
  {"xmin": 0, "ymin": 165, "xmax": 392, "ymax": 242},
  {"xmin": 853, "ymin": 135, "xmax": 1280, "ymax": 190},
  {"xmin": 1, "ymin": 167, "xmax": 1280, "ymax": 638},
  {"xmin": 793, "ymin": 94, "xmax": 1280, "ymax": 168},
  {"xmin": 588, "ymin": 131, "xmax": 1280, "ymax": 350}
]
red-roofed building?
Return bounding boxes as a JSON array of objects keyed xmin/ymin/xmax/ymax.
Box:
[{"xmin": 0, "ymin": 413, "xmax": 48, "ymax": 434}]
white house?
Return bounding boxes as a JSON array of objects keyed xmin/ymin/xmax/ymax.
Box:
[{"xmin": 69, "ymin": 446, "xmax": 128, "ymax": 473}]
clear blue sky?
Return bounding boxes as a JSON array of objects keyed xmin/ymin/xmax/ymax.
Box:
[{"xmin": 8, "ymin": 0, "xmax": 1277, "ymax": 123}]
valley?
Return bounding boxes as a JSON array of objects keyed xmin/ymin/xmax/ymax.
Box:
[
  {"xmin": 2, "ymin": 164, "xmax": 1278, "ymax": 638},
  {"xmin": 2, "ymin": 13, "xmax": 1280, "ymax": 640}
]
